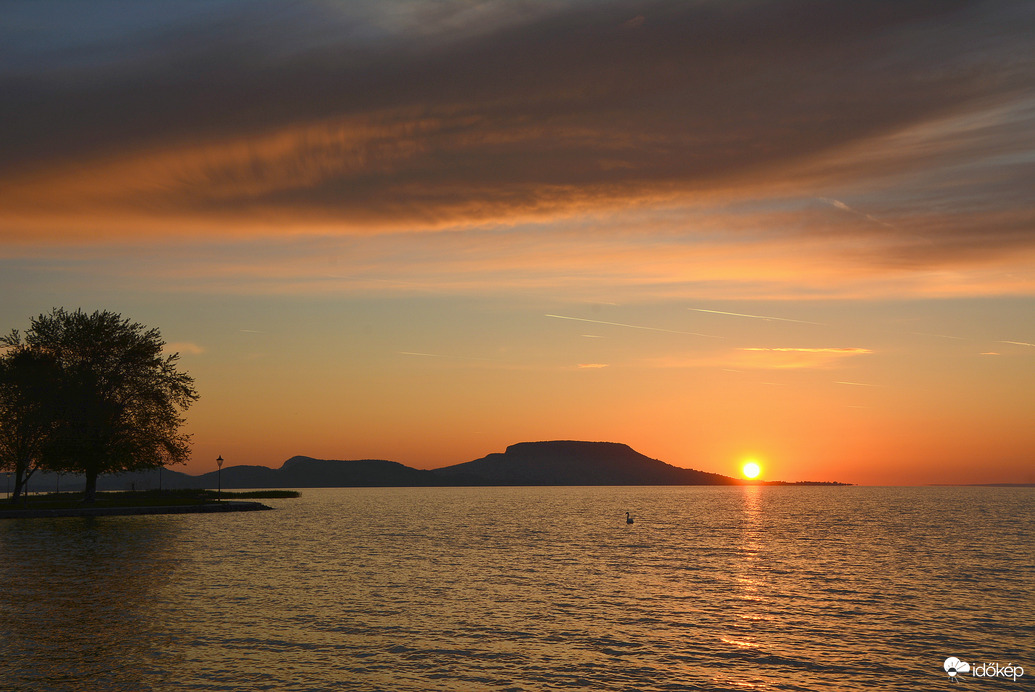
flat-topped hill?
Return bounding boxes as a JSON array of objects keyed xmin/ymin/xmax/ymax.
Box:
[{"xmin": 433, "ymin": 440, "xmax": 740, "ymax": 485}]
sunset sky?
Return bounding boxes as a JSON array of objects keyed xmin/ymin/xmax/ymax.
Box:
[{"xmin": 2, "ymin": 1, "xmax": 1033, "ymax": 484}]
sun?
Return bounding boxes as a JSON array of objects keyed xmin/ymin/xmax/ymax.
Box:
[{"xmin": 742, "ymin": 460, "xmax": 761, "ymax": 480}]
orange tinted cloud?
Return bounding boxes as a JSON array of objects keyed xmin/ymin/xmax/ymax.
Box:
[
  {"xmin": 1, "ymin": 1, "xmax": 1033, "ymax": 316},
  {"xmin": 3, "ymin": 1, "xmax": 1032, "ymax": 272},
  {"xmin": 4, "ymin": 211, "xmax": 1034, "ymax": 302}
]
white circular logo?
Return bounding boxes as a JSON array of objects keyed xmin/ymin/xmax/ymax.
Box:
[{"xmin": 944, "ymin": 657, "xmax": 971, "ymax": 682}]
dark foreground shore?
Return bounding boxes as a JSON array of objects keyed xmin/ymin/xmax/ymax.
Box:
[{"xmin": 0, "ymin": 500, "xmax": 273, "ymax": 519}]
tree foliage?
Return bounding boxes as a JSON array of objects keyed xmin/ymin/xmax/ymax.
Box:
[{"xmin": 0, "ymin": 309, "xmax": 199, "ymax": 502}]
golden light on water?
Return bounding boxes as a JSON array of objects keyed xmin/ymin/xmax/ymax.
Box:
[{"xmin": 742, "ymin": 461, "xmax": 761, "ymax": 479}]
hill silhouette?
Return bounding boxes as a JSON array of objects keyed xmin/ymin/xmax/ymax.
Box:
[
  {"xmin": 18, "ymin": 457, "xmax": 445, "ymax": 491},
  {"xmin": 433, "ymin": 440, "xmax": 740, "ymax": 485},
  {"xmin": 14, "ymin": 440, "xmax": 847, "ymax": 491},
  {"xmin": 190, "ymin": 457, "xmax": 445, "ymax": 488}
]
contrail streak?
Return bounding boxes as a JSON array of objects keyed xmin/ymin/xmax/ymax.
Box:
[
  {"xmin": 820, "ymin": 197, "xmax": 895, "ymax": 229},
  {"xmin": 545, "ymin": 314, "xmax": 721, "ymax": 338},
  {"xmin": 397, "ymin": 351, "xmax": 496, "ymax": 361},
  {"xmin": 912, "ymin": 332, "xmax": 967, "ymax": 340},
  {"xmin": 690, "ymin": 308, "xmax": 822, "ymax": 325}
]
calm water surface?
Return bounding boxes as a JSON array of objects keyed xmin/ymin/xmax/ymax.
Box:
[{"xmin": 0, "ymin": 486, "xmax": 1031, "ymax": 691}]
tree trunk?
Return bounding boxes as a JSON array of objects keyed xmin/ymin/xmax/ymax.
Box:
[
  {"xmin": 11, "ymin": 472, "xmax": 25, "ymax": 502},
  {"xmin": 11, "ymin": 457, "xmax": 32, "ymax": 503},
  {"xmin": 82, "ymin": 470, "xmax": 98, "ymax": 504}
]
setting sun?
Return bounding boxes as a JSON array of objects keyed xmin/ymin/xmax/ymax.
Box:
[{"xmin": 742, "ymin": 461, "xmax": 762, "ymax": 479}]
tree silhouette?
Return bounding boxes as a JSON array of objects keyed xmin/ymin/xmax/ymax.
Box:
[
  {"xmin": 0, "ymin": 348, "xmax": 62, "ymax": 501},
  {"xmin": 1, "ymin": 309, "xmax": 199, "ymax": 503}
]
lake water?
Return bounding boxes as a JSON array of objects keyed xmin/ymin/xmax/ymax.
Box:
[{"xmin": 0, "ymin": 486, "xmax": 1031, "ymax": 691}]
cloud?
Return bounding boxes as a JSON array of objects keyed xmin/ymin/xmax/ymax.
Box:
[
  {"xmin": 689, "ymin": 308, "xmax": 823, "ymax": 325},
  {"xmin": 397, "ymin": 350, "xmax": 496, "ymax": 363},
  {"xmin": 735, "ymin": 347, "xmax": 873, "ymax": 370},
  {"xmin": 819, "ymin": 197, "xmax": 895, "ymax": 229},
  {"xmin": 2, "ymin": 1, "xmax": 1033, "ymax": 303},
  {"xmin": 2, "ymin": 1, "xmax": 1032, "ymax": 251},
  {"xmin": 4, "ymin": 214, "xmax": 1034, "ymax": 303},
  {"xmin": 545, "ymin": 313, "xmax": 720, "ymax": 338},
  {"xmin": 626, "ymin": 346, "xmax": 873, "ymax": 371}
]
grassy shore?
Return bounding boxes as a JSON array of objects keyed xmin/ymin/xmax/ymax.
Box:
[{"xmin": 2, "ymin": 488, "xmax": 299, "ymax": 511}]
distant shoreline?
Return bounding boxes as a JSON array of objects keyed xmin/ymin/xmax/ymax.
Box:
[
  {"xmin": 925, "ymin": 483, "xmax": 1035, "ymax": 487},
  {"xmin": 10, "ymin": 441, "xmax": 861, "ymax": 493}
]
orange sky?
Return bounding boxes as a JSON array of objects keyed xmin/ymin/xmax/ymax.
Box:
[{"xmin": 2, "ymin": 1, "xmax": 1033, "ymax": 484}]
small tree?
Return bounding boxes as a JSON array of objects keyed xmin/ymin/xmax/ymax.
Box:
[
  {"xmin": 0, "ymin": 348, "xmax": 63, "ymax": 501},
  {"xmin": 1, "ymin": 309, "xmax": 199, "ymax": 503}
]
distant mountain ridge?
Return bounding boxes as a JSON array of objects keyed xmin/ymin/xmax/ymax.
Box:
[
  {"xmin": 16, "ymin": 457, "xmax": 444, "ymax": 492},
  {"xmin": 14, "ymin": 440, "xmax": 847, "ymax": 491}
]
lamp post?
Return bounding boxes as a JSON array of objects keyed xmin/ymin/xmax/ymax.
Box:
[{"xmin": 216, "ymin": 455, "xmax": 224, "ymax": 502}]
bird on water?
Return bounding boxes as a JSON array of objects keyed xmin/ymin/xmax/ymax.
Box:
[{"xmin": 626, "ymin": 512, "xmax": 634, "ymax": 525}]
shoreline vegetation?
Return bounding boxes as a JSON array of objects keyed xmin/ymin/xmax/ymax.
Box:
[{"xmin": 0, "ymin": 489, "xmax": 295, "ymax": 519}]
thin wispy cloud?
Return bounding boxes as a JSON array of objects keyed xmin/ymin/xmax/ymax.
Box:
[
  {"xmin": 736, "ymin": 347, "xmax": 873, "ymax": 370},
  {"xmin": 5, "ymin": 212, "xmax": 1033, "ymax": 301},
  {"xmin": 690, "ymin": 308, "xmax": 823, "ymax": 325},
  {"xmin": 742, "ymin": 347, "xmax": 872, "ymax": 354},
  {"xmin": 545, "ymin": 314, "xmax": 720, "ymax": 338},
  {"xmin": 820, "ymin": 197, "xmax": 895, "ymax": 229},
  {"xmin": 912, "ymin": 332, "xmax": 967, "ymax": 340},
  {"xmin": 398, "ymin": 350, "xmax": 496, "ymax": 362},
  {"xmin": 632, "ymin": 346, "xmax": 873, "ymax": 371}
]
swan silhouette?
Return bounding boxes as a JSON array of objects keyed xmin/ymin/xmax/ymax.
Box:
[{"xmin": 626, "ymin": 512, "xmax": 634, "ymax": 525}]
